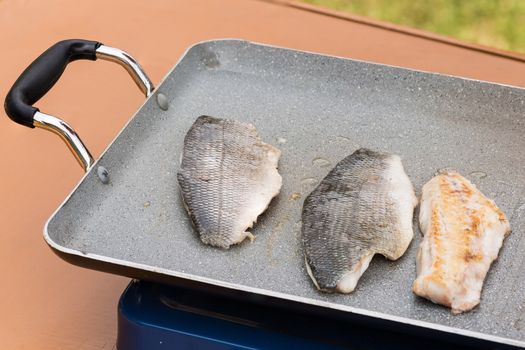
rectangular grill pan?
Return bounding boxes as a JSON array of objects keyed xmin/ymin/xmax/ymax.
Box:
[{"xmin": 27, "ymin": 40, "xmax": 525, "ymax": 348}]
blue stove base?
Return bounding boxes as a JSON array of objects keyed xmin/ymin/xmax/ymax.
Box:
[
  {"xmin": 116, "ymin": 280, "xmax": 498, "ymax": 350},
  {"xmin": 117, "ymin": 280, "xmax": 346, "ymax": 350}
]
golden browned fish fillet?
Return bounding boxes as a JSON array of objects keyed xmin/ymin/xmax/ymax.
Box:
[{"xmin": 413, "ymin": 171, "xmax": 511, "ymax": 314}]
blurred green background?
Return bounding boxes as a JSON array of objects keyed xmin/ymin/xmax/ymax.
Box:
[{"xmin": 303, "ymin": 0, "xmax": 525, "ymax": 54}]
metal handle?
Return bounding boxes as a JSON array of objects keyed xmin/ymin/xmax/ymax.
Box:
[{"xmin": 4, "ymin": 39, "xmax": 154, "ymax": 172}]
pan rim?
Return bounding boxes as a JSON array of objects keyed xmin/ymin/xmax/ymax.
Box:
[{"xmin": 43, "ymin": 222, "xmax": 524, "ymax": 347}]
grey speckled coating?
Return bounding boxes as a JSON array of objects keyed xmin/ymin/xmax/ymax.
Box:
[{"xmin": 47, "ymin": 40, "xmax": 525, "ymax": 346}]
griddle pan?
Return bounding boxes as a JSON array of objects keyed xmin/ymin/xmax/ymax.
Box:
[{"xmin": 6, "ymin": 39, "xmax": 525, "ymax": 348}]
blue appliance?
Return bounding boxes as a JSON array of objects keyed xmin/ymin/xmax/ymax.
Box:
[{"xmin": 117, "ymin": 280, "xmax": 486, "ymax": 350}]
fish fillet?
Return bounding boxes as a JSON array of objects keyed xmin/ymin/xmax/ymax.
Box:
[
  {"xmin": 413, "ymin": 171, "xmax": 511, "ymax": 314},
  {"xmin": 177, "ymin": 116, "xmax": 282, "ymax": 249},
  {"xmin": 302, "ymin": 148, "xmax": 417, "ymax": 293}
]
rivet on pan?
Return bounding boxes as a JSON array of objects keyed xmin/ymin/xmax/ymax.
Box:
[
  {"xmin": 156, "ymin": 93, "xmax": 169, "ymax": 111},
  {"xmin": 97, "ymin": 166, "xmax": 110, "ymax": 184}
]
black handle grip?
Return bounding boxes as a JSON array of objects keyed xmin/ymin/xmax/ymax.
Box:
[{"xmin": 4, "ymin": 39, "xmax": 102, "ymax": 128}]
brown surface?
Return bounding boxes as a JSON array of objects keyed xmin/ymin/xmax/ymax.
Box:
[
  {"xmin": 0, "ymin": 0, "xmax": 523, "ymax": 348},
  {"xmin": 274, "ymin": 0, "xmax": 525, "ymax": 63}
]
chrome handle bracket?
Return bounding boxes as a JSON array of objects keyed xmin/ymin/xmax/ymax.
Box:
[
  {"xmin": 95, "ymin": 45, "xmax": 154, "ymax": 97},
  {"xmin": 34, "ymin": 112, "xmax": 94, "ymax": 171},
  {"xmin": 34, "ymin": 44, "xmax": 154, "ymax": 172}
]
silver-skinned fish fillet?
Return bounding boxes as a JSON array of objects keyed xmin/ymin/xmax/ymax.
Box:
[
  {"xmin": 302, "ymin": 148, "xmax": 417, "ymax": 293},
  {"xmin": 177, "ymin": 116, "xmax": 282, "ymax": 249},
  {"xmin": 413, "ymin": 171, "xmax": 511, "ymax": 314}
]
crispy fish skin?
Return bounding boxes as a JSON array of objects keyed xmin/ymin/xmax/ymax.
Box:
[
  {"xmin": 413, "ymin": 171, "xmax": 511, "ymax": 314},
  {"xmin": 301, "ymin": 148, "xmax": 417, "ymax": 293},
  {"xmin": 177, "ymin": 116, "xmax": 282, "ymax": 249}
]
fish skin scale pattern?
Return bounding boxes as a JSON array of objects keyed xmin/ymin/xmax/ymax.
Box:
[
  {"xmin": 302, "ymin": 148, "xmax": 416, "ymax": 292},
  {"xmin": 178, "ymin": 116, "xmax": 282, "ymax": 249}
]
